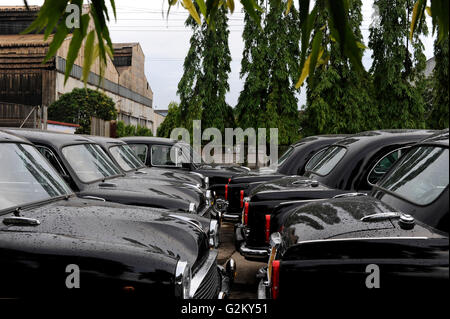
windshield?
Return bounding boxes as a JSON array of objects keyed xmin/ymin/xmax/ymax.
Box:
[
  {"xmin": 0, "ymin": 143, "xmax": 72, "ymax": 212},
  {"xmin": 109, "ymin": 145, "xmax": 144, "ymax": 171},
  {"xmin": 377, "ymin": 146, "xmax": 449, "ymax": 206},
  {"xmin": 62, "ymin": 144, "xmax": 122, "ymax": 183},
  {"xmin": 306, "ymin": 146, "xmax": 347, "ymax": 176}
]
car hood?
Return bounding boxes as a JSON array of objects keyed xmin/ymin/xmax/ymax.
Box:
[
  {"xmin": 282, "ymin": 196, "xmax": 440, "ymax": 248},
  {"xmin": 249, "ymin": 176, "xmax": 339, "ymax": 202},
  {"xmin": 230, "ymin": 172, "xmax": 285, "ymax": 184},
  {"xmin": 0, "ymin": 198, "xmax": 210, "ymax": 269},
  {"xmin": 136, "ymin": 167, "xmax": 203, "ymax": 186},
  {"xmin": 80, "ymin": 176, "xmax": 203, "ymax": 212}
]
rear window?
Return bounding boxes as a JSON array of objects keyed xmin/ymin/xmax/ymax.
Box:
[
  {"xmin": 378, "ymin": 146, "xmax": 449, "ymax": 206},
  {"xmin": 307, "ymin": 146, "xmax": 347, "ymax": 176}
]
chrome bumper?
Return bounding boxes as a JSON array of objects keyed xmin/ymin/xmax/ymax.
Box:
[
  {"xmin": 257, "ymin": 267, "xmax": 270, "ymax": 299},
  {"xmin": 235, "ymin": 223, "xmax": 270, "ymax": 260},
  {"xmin": 222, "ymin": 213, "xmax": 241, "ymax": 223}
]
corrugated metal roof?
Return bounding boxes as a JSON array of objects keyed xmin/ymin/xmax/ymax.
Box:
[{"xmin": 0, "ymin": 34, "xmax": 54, "ymax": 47}]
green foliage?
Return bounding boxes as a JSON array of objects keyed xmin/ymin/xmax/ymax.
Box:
[
  {"xmin": 236, "ymin": 0, "xmax": 300, "ymax": 144},
  {"xmin": 48, "ymin": 88, "xmax": 117, "ymax": 134},
  {"xmin": 427, "ymin": 35, "xmax": 449, "ymax": 129},
  {"xmin": 116, "ymin": 121, "xmax": 153, "ymax": 137},
  {"xmin": 301, "ymin": 0, "xmax": 378, "ymax": 136},
  {"xmin": 369, "ymin": 0, "xmax": 427, "ymax": 129},
  {"xmin": 157, "ymin": 102, "xmax": 182, "ymax": 138},
  {"xmin": 177, "ymin": 7, "xmax": 234, "ymax": 136}
]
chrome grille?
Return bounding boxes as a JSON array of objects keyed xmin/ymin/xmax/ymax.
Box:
[{"xmin": 193, "ymin": 260, "xmax": 220, "ymax": 299}]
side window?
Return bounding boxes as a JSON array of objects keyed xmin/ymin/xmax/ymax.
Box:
[
  {"xmin": 151, "ymin": 145, "xmax": 180, "ymax": 167},
  {"xmin": 129, "ymin": 144, "xmax": 148, "ymax": 164},
  {"xmin": 303, "ymin": 148, "xmax": 327, "ymax": 173},
  {"xmin": 37, "ymin": 146, "xmax": 68, "ymax": 177},
  {"xmin": 367, "ymin": 148, "xmax": 406, "ymax": 185}
]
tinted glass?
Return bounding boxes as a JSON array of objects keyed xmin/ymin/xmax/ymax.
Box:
[
  {"xmin": 0, "ymin": 143, "xmax": 72, "ymax": 211},
  {"xmin": 368, "ymin": 148, "xmax": 405, "ymax": 185},
  {"xmin": 304, "ymin": 148, "xmax": 327, "ymax": 172},
  {"xmin": 308, "ymin": 146, "xmax": 347, "ymax": 176},
  {"xmin": 129, "ymin": 144, "xmax": 148, "ymax": 163},
  {"xmin": 278, "ymin": 147, "xmax": 294, "ymax": 165},
  {"xmin": 151, "ymin": 145, "xmax": 180, "ymax": 166},
  {"xmin": 110, "ymin": 145, "xmax": 144, "ymax": 171},
  {"xmin": 62, "ymin": 144, "xmax": 122, "ymax": 183},
  {"xmin": 378, "ymin": 146, "xmax": 449, "ymax": 206}
]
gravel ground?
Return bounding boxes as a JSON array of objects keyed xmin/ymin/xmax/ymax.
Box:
[{"xmin": 217, "ymin": 223, "xmax": 266, "ymax": 299}]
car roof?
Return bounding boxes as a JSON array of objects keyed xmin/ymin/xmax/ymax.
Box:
[
  {"xmin": 334, "ymin": 129, "xmax": 436, "ymax": 148},
  {"xmin": 418, "ymin": 129, "xmax": 449, "ymax": 147},
  {"xmin": 0, "ymin": 128, "xmax": 92, "ymax": 149},
  {"xmin": 120, "ymin": 136, "xmax": 185, "ymax": 146},
  {"xmin": 85, "ymin": 135, "xmax": 126, "ymax": 149},
  {"xmin": 0, "ymin": 129, "xmax": 32, "ymax": 144},
  {"xmin": 291, "ymin": 134, "xmax": 349, "ymax": 148}
]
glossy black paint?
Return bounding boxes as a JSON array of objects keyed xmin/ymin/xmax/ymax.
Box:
[
  {"xmin": 120, "ymin": 136, "xmax": 249, "ymax": 190},
  {"xmin": 238, "ymin": 130, "xmax": 436, "ymax": 259},
  {"xmin": 0, "ymin": 196, "xmax": 211, "ymax": 297},
  {"xmin": 2, "ymin": 129, "xmax": 203, "ymax": 214},
  {"xmin": 226, "ymin": 135, "xmax": 347, "ymax": 218},
  {"xmin": 268, "ymin": 131, "xmax": 449, "ymax": 296}
]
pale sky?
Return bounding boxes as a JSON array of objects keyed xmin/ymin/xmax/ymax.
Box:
[{"xmin": 2, "ymin": 0, "xmax": 437, "ymax": 110}]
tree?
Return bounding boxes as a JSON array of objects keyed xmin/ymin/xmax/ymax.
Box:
[
  {"xmin": 301, "ymin": 0, "xmax": 378, "ymax": 136},
  {"xmin": 427, "ymin": 35, "xmax": 449, "ymax": 129},
  {"xmin": 48, "ymin": 88, "xmax": 116, "ymax": 134},
  {"xmin": 25, "ymin": 0, "xmax": 448, "ymax": 88},
  {"xmin": 157, "ymin": 102, "xmax": 182, "ymax": 138},
  {"xmin": 236, "ymin": 0, "xmax": 300, "ymax": 144},
  {"xmin": 369, "ymin": 0, "xmax": 427, "ymax": 129},
  {"xmin": 116, "ymin": 122, "xmax": 153, "ymax": 137}
]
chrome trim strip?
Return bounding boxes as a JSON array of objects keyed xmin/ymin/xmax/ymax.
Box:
[
  {"xmin": 190, "ymin": 250, "xmax": 218, "ymax": 297},
  {"xmin": 239, "ymin": 242, "xmax": 270, "ymax": 259},
  {"xmin": 297, "ymin": 236, "xmax": 429, "ymax": 245},
  {"xmin": 360, "ymin": 212, "xmax": 402, "ymax": 221},
  {"xmin": 81, "ymin": 196, "xmax": 106, "ymax": 202}
]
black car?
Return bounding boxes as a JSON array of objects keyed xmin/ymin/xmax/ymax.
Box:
[
  {"xmin": 259, "ymin": 130, "xmax": 448, "ymax": 297},
  {"xmin": 224, "ymin": 135, "xmax": 347, "ymax": 222},
  {"xmin": 120, "ymin": 136, "xmax": 250, "ymax": 192},
  {"xmin": 235, "ymin": 130, "xmax": 435, "ymax": 261},
  {"xmin": 0, "ymin": 131, "xmax": 235, "ymax": 298},
  {"xmin": 2, "ymin": 129, "xmax": 210, "ymax": 217},
  {"xmin": 89, "ymin": 135, "xmax": 207, "ymax": 189}
]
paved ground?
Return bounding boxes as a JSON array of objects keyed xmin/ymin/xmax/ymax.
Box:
[{"xmin": 217, "ymin": 223, "xmax": 266, "ymax": 299}]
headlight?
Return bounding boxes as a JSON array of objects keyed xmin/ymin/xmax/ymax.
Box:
[
  {"xmin": 208, "ymin": 219, "xmax": 220, "ymax": 248},
  {"xmin": 188, "ymin": 202, "xmax": 196, "ymax": 213},
  {"xmin": 204, "ymin": 176, "xmax": 210, "ymax": 189},
  {"xmin": 175, "ymin": 261, "xmax": 192, "ymax": 299}
]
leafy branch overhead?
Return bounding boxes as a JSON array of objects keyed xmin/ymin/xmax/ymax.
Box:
[{"xmin": 22, "ymin": 0, "xmax": 449, "ymax": 87}]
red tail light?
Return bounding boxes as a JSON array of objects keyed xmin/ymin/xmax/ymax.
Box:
[
  {"xmin": 240, "ymin": 190, "xmax": 244, "ymax": 208},
  {"xmin": 225, "ymin": 184, "xmax": 228, "ymax": 200},
  {"xmin": 272, "ymin": 260, "xmax": 280, "ymax": 299},
  {"xmin": 228, "ymin": 178, "xmax": 231, "ymax": 183},
  {"xmin": 265, "ymin": 215, "xmax": 271, "ymax": 243},
  {"xmin": 244, "ymin": 202, "xmax": 249, "ymax": 225}
]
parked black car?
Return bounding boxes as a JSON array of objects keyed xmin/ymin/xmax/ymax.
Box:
[
  {"xmin": 0, "ymin": 130, "xmax": 234, "ymax": 298},
  {"xmin": 224, "ymin": 135, "xmax": 347, "ymax": 222},
  {"xmin": 235, "ymin": 130, "xmax": 436, "ymax": 261},
  {"xmin": 89, "ymin": 135, "xmax": 207, "ymax": 189},
  {"xmin": 2, "ymin": 129, "xmax": 211, "ymax": 217},
  {"xmin": 120, "ymin": 136, "xmax": 250, "ymax": 192},
  {"xmin": 259, "ymin": 130, "xmax": 448, "ymax": 297}
]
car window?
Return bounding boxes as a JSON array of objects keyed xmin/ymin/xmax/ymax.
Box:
[
  {"xmin": 307, "ymin": 146, "xmax": 347, "ymax": 176},
  {"xmin": 37, "ymin": 146, "xmax": 68, "ymax": 177},
  {"xmin": 304, "ymin": 148, "xmax": 327, "ymax": 172},
  {"xmin": 109, "ymin": 145, "xmax": 144, "ymax": 172},
  {"xmin": 278, "ymin": 147, "xmax": 294, "ymax": 166},
  {"xmin": 129, "ymin": 144, "xmax": 148, "ymax": 163},
  {"xmin": 0, "ymin": 143, "xmax": 72, "ymax": 211},
  {"xmin": 367, "ymin": 148, "xmax": 406, "ymax": 185},
  {"xmin": 151, "ymin": 145, "xmax": 181, "ymax": 167},
  {"xmin": 62, "ymin": 144, "xmax": 122, "ymax": 183},
  {"xmin": 378, "ymin": 146, "xmax": 449, "ymax": 206}
]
